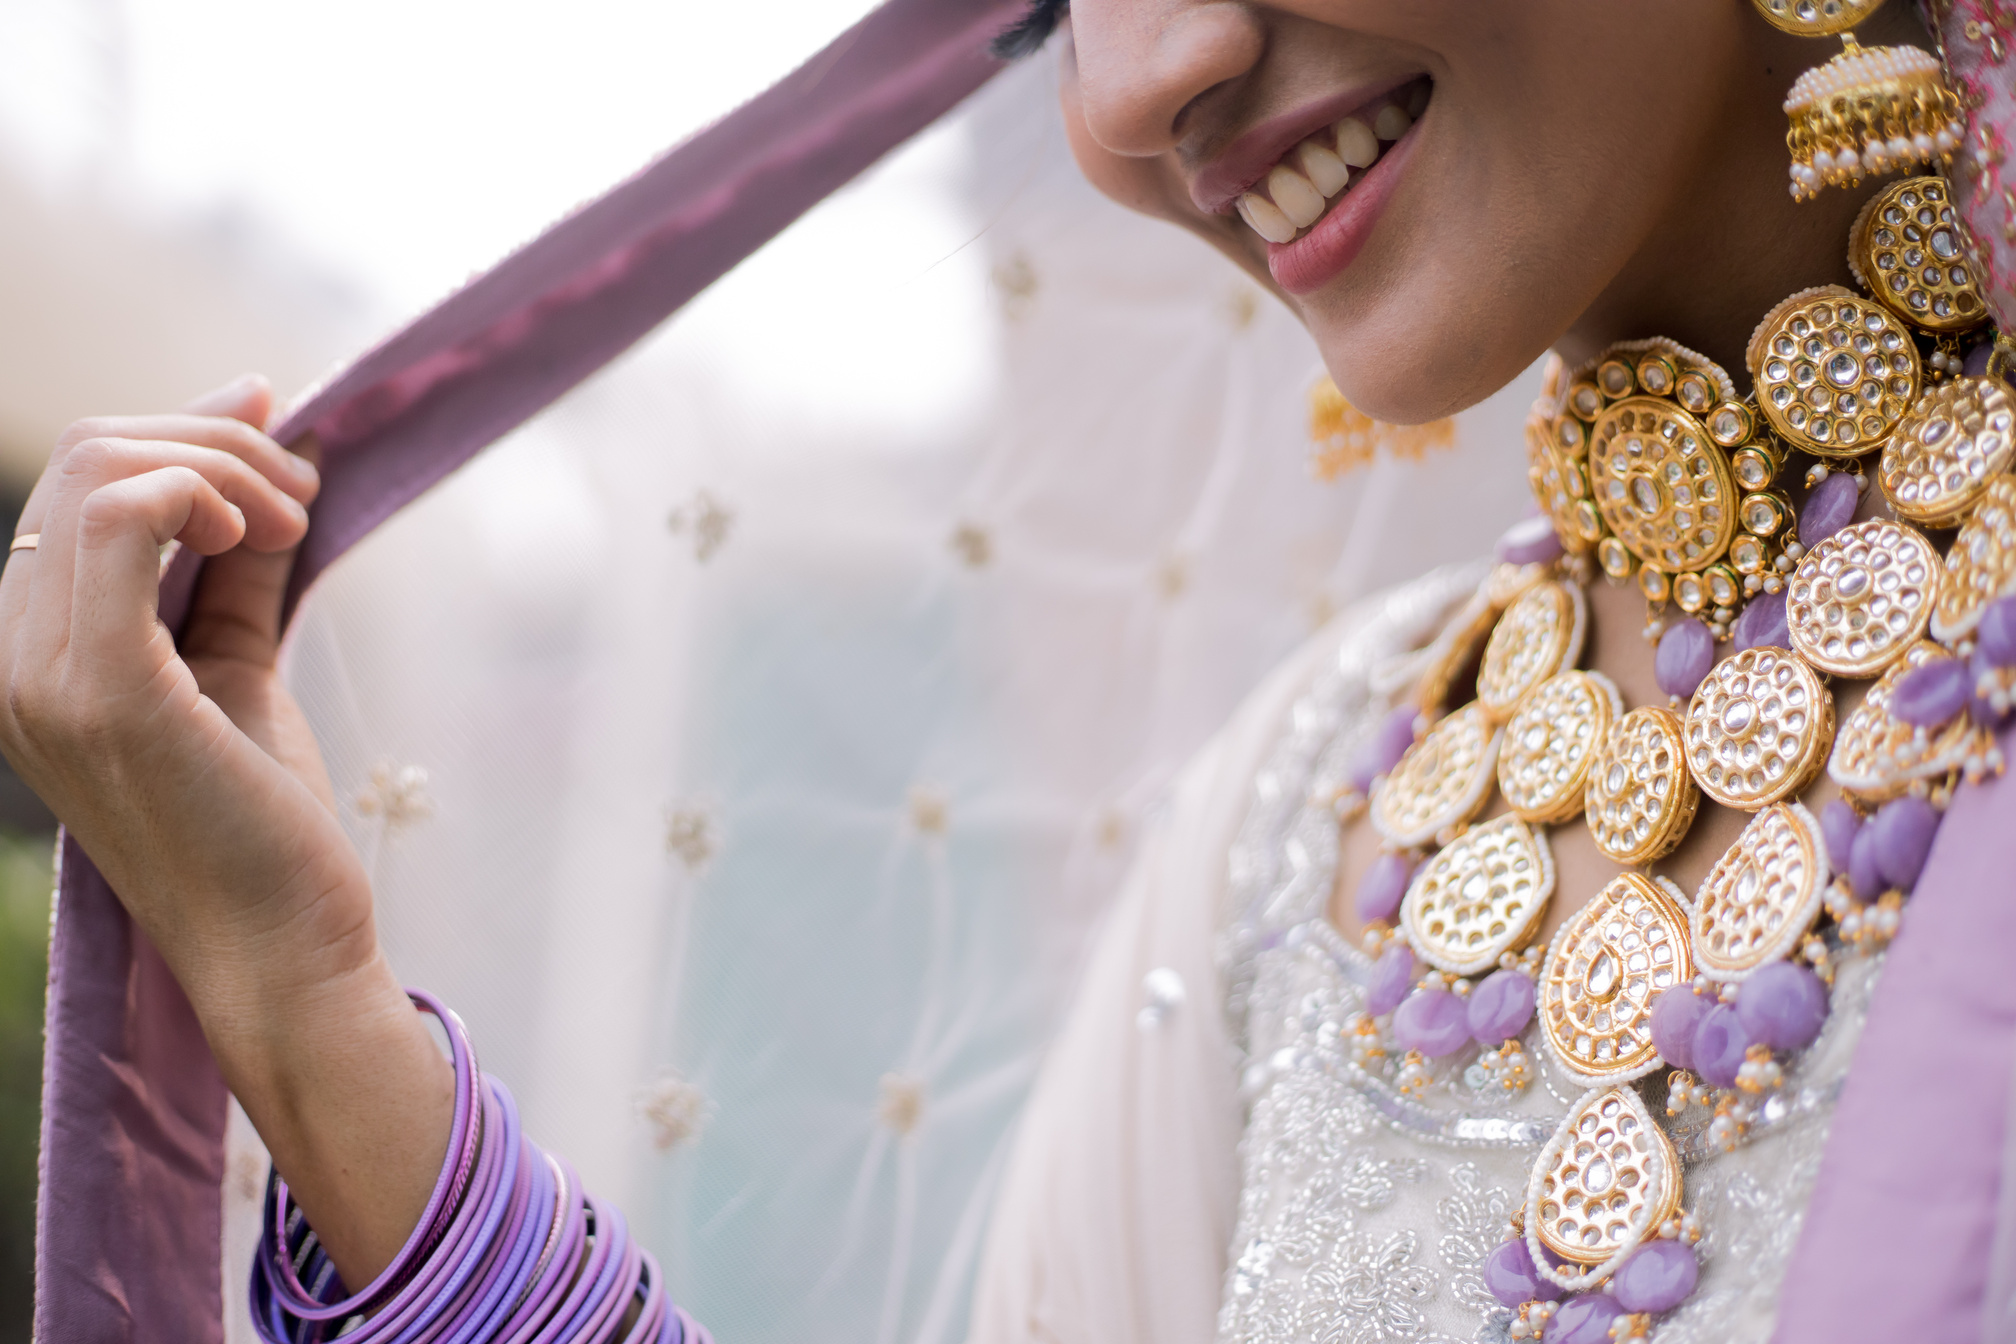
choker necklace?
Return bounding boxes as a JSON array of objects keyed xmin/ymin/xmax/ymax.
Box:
[{"xmin": 1326, "ymin": 10, "xmax": 2009, "ymax": 1331}]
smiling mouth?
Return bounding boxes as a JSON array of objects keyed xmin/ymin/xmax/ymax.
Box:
[{"xmin": 1230, "ymin": 78, "xmax": 1431, "ymax": 246}]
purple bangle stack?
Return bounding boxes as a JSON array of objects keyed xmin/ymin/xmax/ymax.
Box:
[{"xmin": 249, "ymin": 990, "xmax": 708, "ymax": 1344}]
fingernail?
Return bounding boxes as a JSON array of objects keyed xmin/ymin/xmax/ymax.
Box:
[{"xmin": 285, "ymin": 451, "xmax": 319, "ymax": 485}]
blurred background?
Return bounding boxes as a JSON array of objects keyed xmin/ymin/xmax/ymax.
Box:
[{"xmin": 0, "ymin": 1, "xmax": 1537, "ymax": 1339}]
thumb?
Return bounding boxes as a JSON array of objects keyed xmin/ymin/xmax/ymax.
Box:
[{"xmin": 182, "ymin": 373, "xmax": 275, "ymax": 430}]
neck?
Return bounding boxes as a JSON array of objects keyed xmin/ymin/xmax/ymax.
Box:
[{"xmin": 1555, "ymin": 8, "xmax": 1934, "ymax": 379}]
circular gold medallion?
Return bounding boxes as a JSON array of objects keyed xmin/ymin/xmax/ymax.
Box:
[
  {"xmin": 1371, "ymin": 702, "xmax": 1501, "ymax": 847},
  {"xmin": 1933, "ymin": 476, "xmax": 2016, "ymax": 643},
  {"xmin": 1476, "ymin": 579, "xmax": 1585, "ymax": 721},
  {"xmin": 1879, "ymin": 376, "xmax": 2016, "ymax": 526},
  {"xmin": 1588, "ymin": 398, "xmax": 1737, "ymax": 572},
  {"xmin": 1685, "ymin": 647, "xmax": 1834, "ymax": 810},
  {"xmin": 1828, "ymin": 640, "xmax": 1976, "ymax": 799},
  {"xmin": 1540, "ymin": 872, "xmax": 1695, "ymax": 1083},
  {"xmin": 1584, "ymin": 706, "xmax": 1701, "ymax": 865},
  {"xmin": 1853, "ymin": 177, "xmax": 1990, "ymax": 334},
  {"xmin": 1787, "ymin": 517, "xmax": 1938, "ymax": 677},
  {"xmin": 1750, "ymin": 0, "xmax": 1887, "ymax": 35},
  {"xmin": 1750, "ymin": 287, "xmax": 1921, "ymax": 457},
  {"xmin": 1498, "ymin": 671, "xmax": 1622, "ymax": 823},
  {"xmin": 1527, "ymin": 1085, "xmax": 1681, "ymax": 1275},
  {"xmin": 1691, "ymin": 802, "xmax": 1829, "ymax": 981},
  {"xmin": 1401, "ymin": 814, "xmax": 1555, "ymax": 976}
]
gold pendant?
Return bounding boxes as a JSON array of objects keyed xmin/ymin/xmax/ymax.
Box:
[
  {"xmin": 1584, "ymin": 706, "xmax": 1702, "ymax": 866},
  {"xmin": 1402, "ymin": 814, "xmax": 1555, "ymax": 976},
  {"xmin": 1850, "ymin": 178, "xmax": 1992, "ymax": 335},
  {"xmin": 1371, "ymin": 702, "xmax": 1501, "ymax": 847},
  {"xmin": 1691, "ymin": 803, "xmax": 1829, "ymax": 980},
  {"xmin": 1879, "ymin": 376, "xmax": 2016, "ymax": 527},
  {"xmin": 1748, "ymin": 287, "xmax": 1921, "ymax": 456},
  {"xmin": 1477, "ymin": 580, "xmax": 1586, "ymax": 721},
  {"xmin": 1751, "ymin": 0, "xmax": 1888, "ymax": 36},
  {"xmin": 1539, "ymin": 340, "xmax": 1791, "ymax": 602},
  {"xmin": 1685, "ymin": 647, "xmax": 1835, "ymax": 809},
  {"xmin": 1829, "ymin": 640, "xmax": 1977, "ymax": 799},
  {"xmin": 1499, "ymin": 671, "xmax": 1622, "ymax": 824},
  {"xmin": 1526, "ymin": 1085, "xmax": 1682, "ymax": 1281},
  {"xmin": 1932, "ymin": 476, "xmax": 2016, "ymax": 643},
  {"xmin": 1787, "ymin": 517, "xmax": 1939, "ymax": 676},
  {"xmin": 1588, "ymin": 398, "xmax": 1739, "ymax": 575},
  {"xmin": 1782, "ymin": 35, "xmax": 1963, "ymax": 202},
  {"xmin": 1540, "ymin": 872, "xmax": 1695, "ymax": 1084}
]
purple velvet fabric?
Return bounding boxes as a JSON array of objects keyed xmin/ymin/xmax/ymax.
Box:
[
  {"xmin": 34, "ymin": 2, "xmax": 1021, "ymax": 1339},
  {"xmin": 1775, "ymin": 714, "xmax": 2016, "ymax": 1343}
]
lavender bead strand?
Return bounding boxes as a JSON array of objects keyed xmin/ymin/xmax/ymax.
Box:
[
  {"xmin": 1654, "ymin": 619, "xmax": 1715, "ymax": 700},
  {"xmin": 1800, "ymin": 471, "xmax": 1859, "ymax": 547},
  {"xmin": 1354, "ymin": 851, "xmax": 1416, "ymax": 925},
  {"xmin": 1731, "ymin": 588, "xmax": 1790, "ymax": 652}
]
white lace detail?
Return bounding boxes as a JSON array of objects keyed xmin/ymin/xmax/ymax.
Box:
[{"xmin": 1214, "ymin": 567, "xmax": 1885, "ymax": 1344}]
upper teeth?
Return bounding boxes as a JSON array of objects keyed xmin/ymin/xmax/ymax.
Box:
[{"xmin": 1235, "ymin": 102, "xmax": 1414, "ymax": 245}]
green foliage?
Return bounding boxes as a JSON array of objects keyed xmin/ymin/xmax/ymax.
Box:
[{"xmin": 0, "ymin": 833, "xmax": 53, "ymax": 1335}]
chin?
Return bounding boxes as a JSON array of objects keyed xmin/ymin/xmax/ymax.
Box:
[{"xmin": 1306, "ymin": 306, "xmax": 1515, "ymax": 427}]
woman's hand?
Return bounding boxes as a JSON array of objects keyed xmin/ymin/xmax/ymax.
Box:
[{"xmin": 0, "ymin": 374, "xmax": 452, "ymax": 1287}]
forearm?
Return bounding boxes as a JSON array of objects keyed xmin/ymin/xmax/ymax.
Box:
[{"xmin": 197, "ymin": 945, "xmax": 454, "ymax": 1290}]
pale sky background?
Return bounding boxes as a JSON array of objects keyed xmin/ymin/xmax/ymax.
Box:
[{"xmin": 0, "ymin": 0, "xmax": 1001, "ymax": 451}]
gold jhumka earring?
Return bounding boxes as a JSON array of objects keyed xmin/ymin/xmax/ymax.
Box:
[
  {"xmin": 1307, "ymin": 375, "xmax": 1456, "ymax": 479},
  {"xmin": 1757, "ymin": 0, "xmax": 1968, "ymax": 198}
]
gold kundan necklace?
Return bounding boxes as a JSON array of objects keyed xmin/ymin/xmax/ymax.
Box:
[{"xmin": 1328, "ymin": 4, "xmax": 2008, "ymax": 1338}]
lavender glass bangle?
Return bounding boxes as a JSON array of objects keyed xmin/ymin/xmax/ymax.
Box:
[
  {"xmin": 247, "ymin": 990, "xmax": 706, "ymax": 1344},
  {"xmin": 262, "ymin": 989, "xmax": 485, "ymax": 1323}
]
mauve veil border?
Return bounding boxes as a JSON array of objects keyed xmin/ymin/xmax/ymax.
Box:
[{"xmin": 34, "ymin": 1, "xmax": 1022, "ymax": 1338}]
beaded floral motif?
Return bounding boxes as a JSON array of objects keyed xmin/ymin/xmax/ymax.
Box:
[{"xmin": 1942, "ymin": 0, "xmax": 2016, "ymax": 332}]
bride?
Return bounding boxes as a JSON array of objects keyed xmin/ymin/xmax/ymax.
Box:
[{"xmin": 12, "ymin": 1, "xmax": 2015, "ymax": 1341}]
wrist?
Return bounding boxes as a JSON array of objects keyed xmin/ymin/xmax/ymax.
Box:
[{"xmin": 202, "ymin": 951, "xmax": 457, "ymax": 1285}]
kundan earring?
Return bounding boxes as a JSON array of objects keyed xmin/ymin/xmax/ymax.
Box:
[
  {"xmin": 1751, "ymin": 0, "xmax": 1967, "ymax": 199},
  {"xmin": 1307, "ymin": 375, "xmax": 1455, "ymax": 479}
]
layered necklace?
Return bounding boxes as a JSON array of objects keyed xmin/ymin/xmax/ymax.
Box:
[{"xmin": 1331, "ymin": 6, "xmax": 2010, "ymax": 1339}]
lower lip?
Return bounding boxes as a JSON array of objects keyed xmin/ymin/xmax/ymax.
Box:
[{"xmin": 1264, "ymin": 122, "xmax": 1421, "ymax": 297}]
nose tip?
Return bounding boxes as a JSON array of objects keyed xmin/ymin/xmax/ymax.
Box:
[{"xmin": 1071, "ymin": 3, "xmax": 1265, "ymax": 159}]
